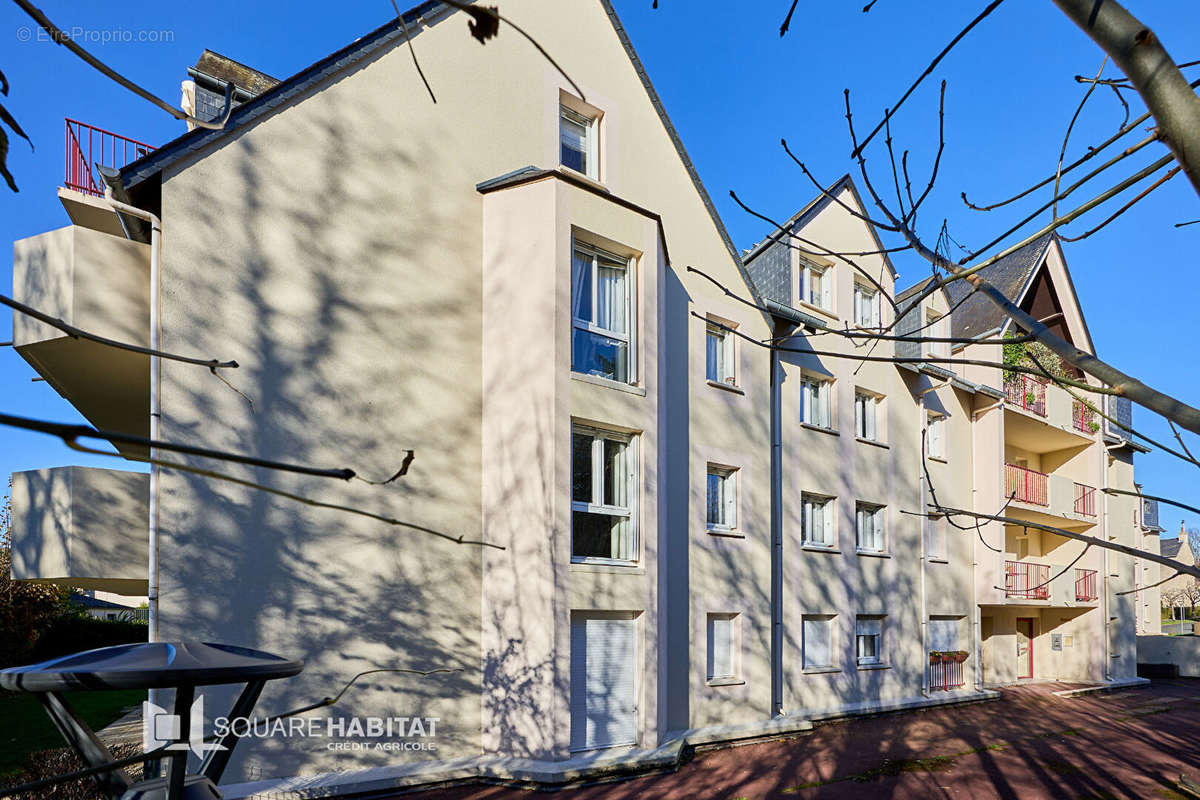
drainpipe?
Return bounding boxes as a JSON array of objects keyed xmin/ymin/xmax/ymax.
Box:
[
  {"xmin": 970, "ymin": 407, "xmax": 981, "ymax": 690},
  {"xmin": 915, "ymin": 379, "xmax": 948, "ymax": 697},
  {"xmin": 1102, "ymin": 459, "xmax": 1111, "ymax": 681},
  {"xmin": 102, "ymin": 187, "xmax": 162, "ymax": 743},
  {"xmin": 770, "ymin": 336, "xmax": 784, "ymax": 716}
]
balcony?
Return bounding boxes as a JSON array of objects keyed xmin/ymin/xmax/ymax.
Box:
[
  {"xmin": 10, "ymin": 467, "xmax": 148, "ymax": 595},
  {"xmin": 928, "ymin": 658, "xmax": 967, "ymax": 691},
  {"xmin": 1071, "ymin": 401, "xmax": 1098, "ymax": 436},
  {"xmin": 12, "ymin": 222, "xmax": 151, "ymax": 456},
  {"xmin": 1073, "ymin": 483, "xmax": 1096, "ymax": 517},
  {"xmin": 1004, "ymin": 463, "xmax": 1097, "ymax": 527},
  {"xmin": 1005, "ymin": 462, "xmax": 1048, "ymax": 506},
  {"xmin": 64, "ymin": 118, "xmax": 155, "ymax": 198},
  {"xmin": 1005, "ymin": 374, "xmax": 1047, "ymax": 417},
  {"xmin": 1005, "ymin": 560, "xmax": 1050, "ymax": 600},
  {"xmin": 1075, "ymin": 568, "xmax": 1098, "ymax": 602}
]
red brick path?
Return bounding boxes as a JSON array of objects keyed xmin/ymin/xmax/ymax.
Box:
[{"xmin": 398, "ymin": 680, "xmax": 1200, "ymax": 799}]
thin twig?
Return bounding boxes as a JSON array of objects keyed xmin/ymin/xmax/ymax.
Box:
[
  {"xmin": 1059, "ymin": 165, "xmax": 1181, "ymax": 241},
  {"xmin": 391, "ymin": 0, "xmax": 437, "ymax": 103},
  {"xmin": 1054, "ymin": 57, "xmax": 1109, "ymax": 220}
]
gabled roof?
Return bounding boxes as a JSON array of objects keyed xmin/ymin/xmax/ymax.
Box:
[
  {"xmin": 1162, "ymin": 538, "xmax": 1184, "ymax": 559},
  {"xmin": 741, "ymin": 174, "xmax": 899, "ymax": 279},
  {"xmin": 943, "ymin": 234, "xmax": 1055, "ymax": 340},
  {"xmin": 70, "ymin": 594, "xmax": 135, "ymax": 610},
  {"xmin": 116, "ymin": 0, "xmax": 771, "ymax": 325}
]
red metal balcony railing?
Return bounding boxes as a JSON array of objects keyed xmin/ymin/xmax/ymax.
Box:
[
  {"xmin": 928, "ymin": 659, "xmax": 966, "ymax": 691},
  {"xmin": 65, "ymin": 118, "xmax": 155, "ymax": 197},
  {"xmin": 1075, "ymin": 568, "xmax": 1098, "ymax": 601},
  {"xmin": 1005, "ymin": 560, "xmax": 1050, "ymax": 600},
  {"xmin": 1072, "ymin": 401, "xmax": 1097, "ymax": 434},
  {"xmin": 1073, "ymin": 483, "xmax": 1097, "ymax": 517},
  {"xmin": 1005, "ymin": 463, "xmax": 1048, "ymax": 506},
  {"xmin": 1005, "ymin": 374, "xmax": 1047, "ymax": 417}
]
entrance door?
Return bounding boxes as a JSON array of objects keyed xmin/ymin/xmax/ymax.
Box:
[
  {"xmin": 1016, "ymin": 617, "xmax": 1035, "ymax": 679},
  {"xmin": 570, "ymin": 615, "xmax": 638, "ymax": 751}
]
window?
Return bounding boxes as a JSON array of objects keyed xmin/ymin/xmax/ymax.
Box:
[
  {"xmin": 854, "ymin": 392, "xmax": 880, "ymax": 441},
  {"xmin": 560, "ymin": 105, "xmax": 597, "ymax": 178},
  {"xmin": 926, "ymin": 513, "xmax": 948, "ymax": 561},
  {"xmin": 801, "ymin": 377, "xmax": 832, "ymax": 429},
  {"xmin": 801, "ymin": 261, "xmax": 832, "ymax": 311},
  {"xmin": 853, "ymin": 284, "xmax": 879, "ymax": 327},
  {"xmin": 927, "ymin": 413, "xmax": 945, "ymax": 458},
  {"xmin": 706, "ymin": 613, "xmax": 738, "ymax": 681},
  {"xmin": 855, "ymin": 503, "xmax": 885, "ymax": 553},
  {"xmin": 924, "ymin": 310, "xmax": 948, "ymax": 358},
  {"xmin": 571, "ymin": 425, "xmax": 637, "ymax": 562},
  {"xmin": 802, "ymin": 615, "xmax": 834, "ymax": 669},
  {"xmin": 572, "ymin": 242, "xmax": 634, "ymax": 383},
  {"xmin": 802, "ymin": 493, "xmax": 835, "ymax": 547},
  {"xmin": 855, "ymin": 616, "xmax": 883, "ymax": 666},
  {"xmin": 706, "ymin": 466, "xmax": 738, "ymax": 532},
  {"xmin": 705, "ymin": 322, "xmax": 736, "ymax": 386}
]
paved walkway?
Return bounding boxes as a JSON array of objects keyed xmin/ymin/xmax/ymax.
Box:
[{"xmin": 399, "ymin": 680, "xmax": 1200, "ymax": 799}]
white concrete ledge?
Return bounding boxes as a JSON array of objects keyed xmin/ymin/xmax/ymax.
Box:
[
  {"xmin": 221, "ymin": 692, "xmax": 1003, "ymax": 799},
  {"xmin": 1052, "ymin": 677, "xmax": 1151, "ymax": 697}
]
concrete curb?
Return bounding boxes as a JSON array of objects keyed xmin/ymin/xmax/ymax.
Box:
[
  {"xmin": 221, "ymin": 691, "xmax": 1000, "ymax": 799},
  {"xmin": 1052, "ymin": 677, "xmax": 1152, "ymax": 697}
]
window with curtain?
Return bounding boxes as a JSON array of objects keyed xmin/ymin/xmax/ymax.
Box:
[
  {"xmin": 706, "ymin": 613, "xmax": 737, "ymax": 680},
  {"xmin": 801, "ymin": 261, "xmax": 832, "ymax": 311},
  {"xmin": 802, "ymin": 493, "xmax": 835, "ymax": 547},
  {"xmin": 927, "ymin": 413, "xmax": 945, "ymax": 458},
  {"xmin": 853, "ymin": 284, "xmax": 878, "ymax": 327},
  {"xmin": 706, "ymin": 466, "xmax": 737, "ymax": 531},
  {"xmin": 856, "ymin": 503, "xmax": 885, "ymax": 552},
  {"xmin": 572, "ymin": 243, "xmax": 633, "ymax": 383},
  {"xmin": 801, "ymin": 377, "xmax": 832, "ymax": 429},
  {"xmin": 802, "ymin": 615, "xmax": 834, "ymax": 669},
  {"xmin": 856, "ymin": 616, "xmax": 883, "ymax": 665},
  {"xmin": 571, "ymin": 425, "xmax": 637, "ymax": 562},
  {"xmin": 705, "ymin": 322, "xmax": 735, "ymax": 385},
  {"xmin": 560, "ymin": 105, "xmax": 596, "ymax": 177},
  {"xmin": 855, "ymin": 392, "xmax": 879, "ymax": 441}
]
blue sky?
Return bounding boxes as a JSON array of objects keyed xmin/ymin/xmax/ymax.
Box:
[{"xmin": 0, "ymin": 0, "xmax": 1196, "ymax": 537}]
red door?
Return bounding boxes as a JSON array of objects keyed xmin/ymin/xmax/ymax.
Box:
[{"xmin": 1016, "ymin": 617, "xmax": 1035, "ymax": 679}]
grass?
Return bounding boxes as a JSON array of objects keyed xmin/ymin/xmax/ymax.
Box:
[{"xmin": 0, "ymin": 689, "xmax": 143, "ymax": 776}]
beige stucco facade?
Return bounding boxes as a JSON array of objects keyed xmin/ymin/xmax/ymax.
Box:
[{"xmin": 6, "ymin": 0, "xmax": 1155, "ymax": 788}]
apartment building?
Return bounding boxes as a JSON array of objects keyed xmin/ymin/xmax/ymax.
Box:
[{"xmin": 6, "ymin": 0, "xmax": 1151, "ymax": 788}]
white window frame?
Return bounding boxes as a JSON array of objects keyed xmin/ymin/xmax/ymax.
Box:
[
  {"xmin": 926, "ymin": 513, "xmax": 948, "ymax": 562},
  {"xmin": 706, "ymin": 465, "xmax": 738, "ymax": 532},
  {"xmin": 855, "ymin": 616, "xmax": 884, "ymax": 666},
  {"xmin": 560, "ymin": 104, "xmax": 598, "ymax": 179},
  {"xmin": 802, "ymin": 615, "xmax": 835, "ymax": 670},
  {"xmin": 855, "ymin": 502, "xmax": 885, "ymax": 553},
  {"xmin": 801, "ymin": 493, "xmax": 836, "ymax": 548},
  {"xmin": 801, "ymin": 376, "xmax": 833, "ymax": 430},
  {"xmin": 705, "ymin": 321, "xmax": 736, "ymax": 386},
  {"xmin": 854, "ymin": 391, "xmax": 881, "ymax": 442},
  {"xmin": 800, "ymin": 260, "xmax": 832, "ymax": 312},
  {"xmin": 927, "ymin": 412, "xmax": 946, "ymax": 459},
  {"xmin": 706, "ymin": 613, "xmax": 739, "ymax": 682},
  {"xmin": 571, "ymin": 240, "xmax": 636, "ymax": 384},
  {"xmin": 853, "ymin": 283, "xmax": 880, "ymax": 328},
  {"xmin": 924, "ymin": 309, "xmax": 948, "ymax": 358},
  {"xmin": 571, "ymin": 424, "xmax": 639, "ymax": 564}
]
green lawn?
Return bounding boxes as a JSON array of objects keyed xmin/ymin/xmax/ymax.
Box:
[{"xmin": 0, "ymin": 689, "xmax": 143, "ymax": 776}]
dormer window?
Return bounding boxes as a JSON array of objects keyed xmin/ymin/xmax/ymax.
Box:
[
  {"xmin": 801, "ymin": 260, "xmax": 832, "ymax": 312},
  {"xmin": 924, "ymin": 310, "xmax": 948, "ymax": 358},
  {"xmin": 560, "ymin": 105, "xmax": 597, "ymax": 179}
]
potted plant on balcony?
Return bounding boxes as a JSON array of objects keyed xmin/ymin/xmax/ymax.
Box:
[
  {"xmin": 950, "ymin": 650, "xmax": 969, "ymax": 663},
  {"xmin": 1089, "ymin": 420, "xmax": 1100, "ymax": 433},
  {"xmin": 929, "ymin": 651, "xmax": 940, "ymax": 665}
]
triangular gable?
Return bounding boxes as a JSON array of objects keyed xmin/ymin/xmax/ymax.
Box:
[{"xmin": 1003, "ymin": 237, "xmax": 1096, "ymax": 355}]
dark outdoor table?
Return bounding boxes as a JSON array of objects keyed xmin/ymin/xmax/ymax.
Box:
[{"xmin": 0, "ymin": 642, "xmax": 303, "ymax": 800}]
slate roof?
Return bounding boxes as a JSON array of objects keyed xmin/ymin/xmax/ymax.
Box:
[
  {"xmin": 942, "ymin": 234, "xmax": 1055, "ymax": 339},
  {"xmin": 1162, "ymin": 538, "xmax": 1184, "ymax": 559}
]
